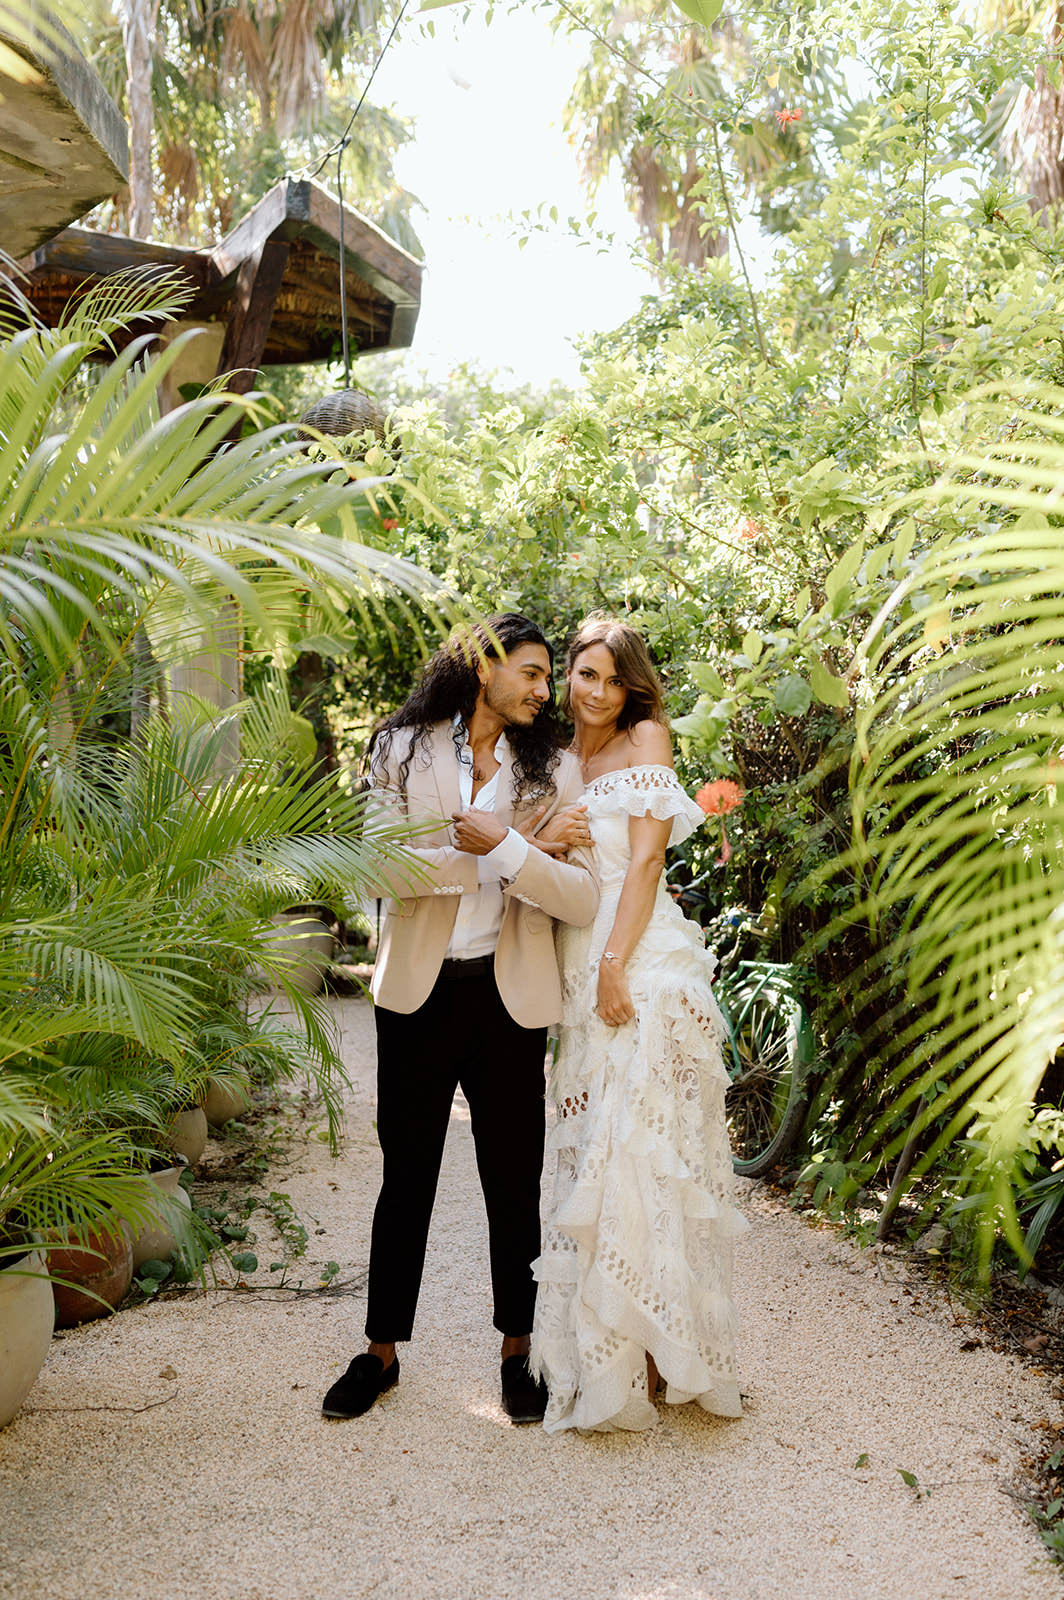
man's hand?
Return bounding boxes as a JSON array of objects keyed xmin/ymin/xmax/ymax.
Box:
[
  {"xmin": 516, "ymin": 802, "xmax": 590, "ymax": 858},
  {"xmin": 451, "ymin": 807, "xmax": 508, "ymax": 855}
]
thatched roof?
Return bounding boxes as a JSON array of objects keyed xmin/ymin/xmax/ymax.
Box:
[{"xmin": 17, "ymin": 177, "xmax": 423, "ymax": 372}]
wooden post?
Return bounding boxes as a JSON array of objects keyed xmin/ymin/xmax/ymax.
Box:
[
  {"xmin": 155, "ymin": 323, "xmax": 239, "ymax": 775},
  {"xmin": 215, "ymin": 238, "xmax": 290, "ymax": 394}
]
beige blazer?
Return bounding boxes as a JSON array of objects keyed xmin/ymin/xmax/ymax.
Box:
[{"xmin": 363, "ymin": 722, "xmax": 598, "ymax": 1026}]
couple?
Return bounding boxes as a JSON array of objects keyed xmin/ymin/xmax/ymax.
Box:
[{"xmin": 321, "ymin": 612, "xmax": 745, "ymax": 1432}]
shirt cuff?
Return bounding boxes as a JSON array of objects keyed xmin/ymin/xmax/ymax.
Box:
[{"xmin": 484, "ymin": 827, "xmax": 529, "ymax": 881}]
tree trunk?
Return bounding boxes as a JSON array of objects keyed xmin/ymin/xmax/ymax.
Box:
[
  {"xmin": 289, "ymin": 651, "xmax": 339, "ymax": 777},
  {"xmin": 118, "ymin": 0, "xmax": 154, "ymax": 236},
  {"xmin": 669, "ymin": 151, "xmax": 727, "ymax": 268}
]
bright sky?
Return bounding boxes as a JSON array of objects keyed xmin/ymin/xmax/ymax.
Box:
[{"xmin": 372, "ymin": 4, "xmax": 653, "ymax": 386}]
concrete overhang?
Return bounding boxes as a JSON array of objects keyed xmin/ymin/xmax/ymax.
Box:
[{"xmin": 0, "ymin": 3, "xmax": 127, "ymax": 259}]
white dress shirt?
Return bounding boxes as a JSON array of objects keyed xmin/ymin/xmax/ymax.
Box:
[{"xmin": 447, "ymin": 722, "xmax": 529, "ymax": 960}]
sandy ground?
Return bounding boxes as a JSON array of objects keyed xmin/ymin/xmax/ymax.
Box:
[{"xmin": 1, "ymin": 995, "xmax": 1061, "ymax": 1600}]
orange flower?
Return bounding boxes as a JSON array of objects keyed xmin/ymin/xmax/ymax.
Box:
[
  {"xmin": 775, "ymin": 107, "xmax": 803, "ymax": 127},
  {"xmin": 695, "ymin": 778, "xmax": 744, "ymax": 816},
  {"xmin": 382, "ymin": 517, "xmax": 398, "ymax": 531}
]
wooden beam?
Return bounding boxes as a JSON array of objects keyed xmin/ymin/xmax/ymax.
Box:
[
  {"xmin": 207, "ymin": 180, "xmax": 290, "ymax": 280},
  {"xmin": 21, "ymin": 226, "xmax": 204, "ymax": 286},
  {"xmin": 215, "ymin": 238, "xmax": 290, "ymax": 393},
  {"xmin": 301, "ymin": 181, "xmax": 422, "ymax": 305},
  {"xmin": 16, "ymin": 175, "xmax": 421, "ymax": 364}
]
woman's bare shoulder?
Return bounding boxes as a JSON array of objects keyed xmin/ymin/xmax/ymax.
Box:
[{"xmin": 624, "ymin": 719, "xmax": 674, "ymax": 768}]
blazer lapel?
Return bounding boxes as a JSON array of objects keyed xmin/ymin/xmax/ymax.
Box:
[
  {"xmin": 428, "ymin": 721, "xmax": 462, "ymax": 820},
  {"xmin": 495, "ymin": 737, "xmax": 518, "ymax": 827}
]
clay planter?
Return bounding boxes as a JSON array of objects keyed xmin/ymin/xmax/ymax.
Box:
[
  {"xmin": 129, "ymin": 1163, "xmax": 194, "ymax": 1270},
  {"xmin": 265, "ymin": 908, "xmax": 334, "ymax": 996},
  {"xmin": 0, "ymin": 1249, "xmax": 54, "ymax": 1427},
  {"xmin": 168, "ymin": 1106, "xmax": 208, "ymax": 1165},
  {"xmin": 48, "ymin": 1224, "xmax": 133, "ymax": 1328},
  {"xmin": 202, "ymin": 1076, "xmax": 250, "ymax": 1128}
]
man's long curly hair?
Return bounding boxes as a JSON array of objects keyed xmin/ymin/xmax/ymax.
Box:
[{"xmin": 367, "ymin": 613, "xmax": 563, "ymax": 804}]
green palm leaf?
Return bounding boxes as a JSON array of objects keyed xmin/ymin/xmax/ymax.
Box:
[
  {"xmin": 0, "ymin": 269, "xmax": 459, "ymax": 1239},
  {"xmin": 0, "ymin": 278, "xmax": 457, "ymax": 673},
  {"xmin": 839, "ymin": 382, "xmax": 1064, "ymax": 1260}
]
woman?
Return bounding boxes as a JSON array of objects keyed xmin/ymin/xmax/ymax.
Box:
[{"xmin": 530, "ymin": 615, "xmax": 746, "ymax": 1433}]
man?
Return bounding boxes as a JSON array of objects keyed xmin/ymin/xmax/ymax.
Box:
[{"xmin": 322, "ymin": 614, "xmax": 597, "ymax": 1423}]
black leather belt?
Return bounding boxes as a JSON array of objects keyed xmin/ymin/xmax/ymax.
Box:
[{"xmin": 438, "ymin": 956, "xmax": 493, "ymax": 979}]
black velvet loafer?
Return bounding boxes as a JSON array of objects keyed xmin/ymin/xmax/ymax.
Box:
[
  {"xmin": 500, "ymin": 1354, "xmax": 548, "ymax": 1424},
  {"xmin": 321, "ymin": 1353, "xmax": 399, "ymax": 1419}
]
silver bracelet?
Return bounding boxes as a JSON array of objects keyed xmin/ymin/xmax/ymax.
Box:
[{"xmin": 602, "ymin": 950, "xmax": 621, "ymax": 964}]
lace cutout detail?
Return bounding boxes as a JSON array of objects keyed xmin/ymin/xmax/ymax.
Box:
[
  {"xmin": 584, "ymin": 762, "xmax": 685, "ymax": 797},
  {"xmin": 583, "ymin": 764, "xmax": 707, "ymax": 848},
  {"xmin": 559, "ymin": 1089, "xmax": 589, "ymax": 1120},
  {"xmin": 531, "ymin": 819, "xmax": 747, "ymax": 1433}
]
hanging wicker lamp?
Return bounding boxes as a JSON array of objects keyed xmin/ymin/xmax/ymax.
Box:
[{"xmin": 297, "ymin": 387, "xmax": 386, "ymax": 442}]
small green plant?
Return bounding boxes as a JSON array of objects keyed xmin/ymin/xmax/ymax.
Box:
[
  {"xmin": 133, "ymin": 1259, "xmax": 172, "ymax": 1298},
  {"xmin": 796, "ymin": 1151, "xmax": 861, "ymax": 1217},
  {"xmin": 896, "ymin": 1468, "xmax": 926, "ymax": 1500},
  {"xmin": 261, "ymin": 1191, "xmax": 309, "ymax": 1259},
  {"xmin": 183, "ymin": 1185, "xmax": 321, "ymax": 1289},
  {"xmin": 1029, "ymin": 1447, "xmax": 1064, "ymax": 1561}
]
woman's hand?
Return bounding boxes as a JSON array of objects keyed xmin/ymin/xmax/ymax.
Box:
[
  {"xmin": 597, "ymin": 956, "xmax": 635, "ymax": 1027},
  {"xmin": 519, "ymin": 802, "xmax": 591, "ymax": 858}
]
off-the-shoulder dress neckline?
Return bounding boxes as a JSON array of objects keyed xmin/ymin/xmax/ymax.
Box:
[{"xmin": 582, "ymin": 762, "xmax": 680, "ymax": 793}]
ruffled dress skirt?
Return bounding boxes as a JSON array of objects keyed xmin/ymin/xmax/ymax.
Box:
[{"xmin": 531, "ymin": 769, "xmax": 747, "ymax": 1433}]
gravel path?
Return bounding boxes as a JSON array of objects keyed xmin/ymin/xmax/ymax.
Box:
[{"xmin": 1, "ymin": 996, "xmax": 1061, "ymax": 1600}]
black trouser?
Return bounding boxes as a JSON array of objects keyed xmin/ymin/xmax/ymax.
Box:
[{"xmin": 365, "ymin": 963, "xmax": 547, "ymax": 1343}]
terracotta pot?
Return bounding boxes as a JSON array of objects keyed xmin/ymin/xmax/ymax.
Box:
[
  {"xmin": 202, "ymin": 1076, "xmax": 249, "ymax": 1128},
  {"xmin": 49, "ymin": 1224, "xmax": 133, "ymax": 1328},
  {"xmin": 0, "ymin": 1249, "xmax": 54, "ymax": 1427},
  {"xmin": 168, "ymin": 1106, "xmax": 208, "ymax": 1165},
  {"xmin": 129, "ymin": 1165, "xmax": 193, "ymax": 1270},
  {"xmin": 265, "ymin": 910, "xmax": 334, "ymax": 996}
]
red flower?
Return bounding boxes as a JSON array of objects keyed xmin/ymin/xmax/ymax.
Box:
[
  {"xmin": 775, "ymin": 107, "xmax": 803, "ymax": 127},
  {"xmin": 695, "ymin": 779, "xmax": 744, "ymax": 816},
  {"xmin": 381, "ymin": 517, "xmax": 398, "ymax": 531}
]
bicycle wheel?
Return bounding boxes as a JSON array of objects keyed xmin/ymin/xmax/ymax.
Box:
[{"xmin": 724, "ymin": 978, "xmax": 812, "ymax": 1178}]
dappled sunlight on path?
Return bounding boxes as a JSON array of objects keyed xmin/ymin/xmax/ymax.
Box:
[{"xmin": 0, "ymin": 997, "xmax": 1059, "ymax": 1600}]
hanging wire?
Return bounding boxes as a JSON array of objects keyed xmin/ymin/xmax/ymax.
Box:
[
  {"xmin": 293, "ymin": 0, "xmax": 413, "ymax": 435},
  {"xmin": 336, "ymin": 137, "xmax": 351, "ymax": 385},
  {"xmin": 294, "ymin": 0, "xmax": 413, "ymax": 184}
]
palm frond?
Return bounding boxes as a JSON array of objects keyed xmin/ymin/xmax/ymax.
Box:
[
  {"xmin": 840, "ymin": 383, "xmax": 1064, "ymax": 1254},
  {"xmin": 0, "ymin": 297, "xmax": 459, "ymax": 674},
  {"xmin": 0, "ymin": 268, "xmax": 455, "ymax": 1244}
]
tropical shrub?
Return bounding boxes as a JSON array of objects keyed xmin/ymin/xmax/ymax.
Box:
[
  {"xmin": 325, "ymin": 0, "xmax": 1064, "ymax": 1265},
  {"xmin": 0, "ymin": 269, "xmax": 443, "ymax": 1261}
]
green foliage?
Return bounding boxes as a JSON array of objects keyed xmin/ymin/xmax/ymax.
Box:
[
  {"xmin": 316, "ymin": 0, "xmax": 1064, "ymax": 1273},
  {"xmin": 671, "ymin": 1, "xmax": 724, "ymax": 28},
  {"xmin": 0, "ymin": 270, "xmax": 449, "ymax": 1257},
  {"xmin": 83, "ymin": 1, "xmax": 421, "ymax": 250},
  {"xmin": 1031, "ymin": 1448, "xmax": 1064, "ymax": 1561},
  {"xmin": 825, "ymin": 387, "xmax": 1064, "ymax": 1267}
]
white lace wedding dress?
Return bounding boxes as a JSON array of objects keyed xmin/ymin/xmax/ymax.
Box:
[{"xmin": 531, "ymin": 764, "xmax": 747, "ymax": 1433}]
